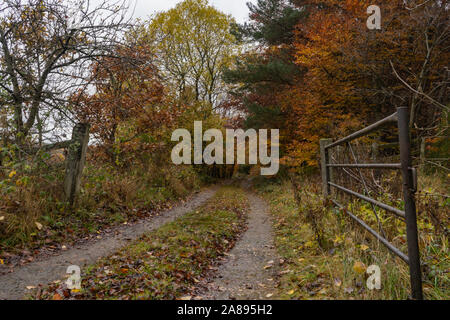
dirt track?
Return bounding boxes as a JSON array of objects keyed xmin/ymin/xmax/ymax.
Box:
[
  {"xmin": 201, "ymin": 185, "xmax": 280, "ymax": 300},
  {"xmin": 0, "ymin": 187, "xmax": 218, "ymax": 300}
]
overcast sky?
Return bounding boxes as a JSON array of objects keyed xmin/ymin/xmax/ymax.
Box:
[{"xmin": 128, "ymin": 0, "xmax": 255, "ymax": 23}]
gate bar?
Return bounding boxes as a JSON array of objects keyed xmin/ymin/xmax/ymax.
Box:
[
  {"xmin": 331, "ymin": 199, "xmax": 409, "ymax": 263},
  {"xmin": 325, "ymin": 112, "xmax": 398, "ymax": 150},
  {"xmin": 329, "ymin": 182, "xmax": 406, "ymax": 219},
  {"xmin": 327, "ymin": 163, "xmax": 402, "ymax": 169}
]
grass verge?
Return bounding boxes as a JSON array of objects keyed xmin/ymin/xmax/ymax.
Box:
[
  {"xmin": 30, "ymin": 185, "xmax": 248, "ymax": 300},
  {"xmin": 0, "ymin": 164, "xmax": 202, "ymax": 267},
  {"xmin": 254, "ymin": 176, "xmax": 448, "ymax": 300}
]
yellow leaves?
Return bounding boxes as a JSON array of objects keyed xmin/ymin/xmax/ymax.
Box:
[
  {"xmin": 353, "ymin": 261, "xmax": 366, "ymax": 275},
  {"xmin": 8, "ymin": 170, "xmax": 17, "ymax": 178},
  {"xmin": 287, "ymin": 289, "xmax": 295, "ymax": 295},
  {"xmin": 360, "ymin": 244, "xmax": 369, "ymax": 251},
  {"xmin": 333, "ymin": 235, "xmax": 344, "ymax": 246},
  {"xmin": 0, "ymin": 259, "xmax": 4, "ymax": 265},
  {"xmin": 304, "ymin": 240, "xmax": 316, "ymax": 248},
  {"xmin": 147, "ymin": 0, "xmax": 237, "ymax": 104}
]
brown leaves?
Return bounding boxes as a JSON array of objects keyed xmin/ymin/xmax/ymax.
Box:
[
  {"xmin": 32, "ymin": 187, "xmax": 249, "ymax": 300},
  {"xmin": 72, "ymin": 45, "xmax": 171, "ymax": 164}
]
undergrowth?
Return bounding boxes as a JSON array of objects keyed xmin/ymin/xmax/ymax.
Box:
[
  {"xmin": 0, "ymin": 161, "xmax": 202, "ymax": 256},
  {"xmin": 255, "ymin": 174, "xmax": 448, "ymax": 300}
]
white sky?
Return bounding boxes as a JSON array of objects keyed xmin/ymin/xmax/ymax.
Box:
[{"xmin": 128, "ymin": 0, "xmax": 255, "ymax": 23}]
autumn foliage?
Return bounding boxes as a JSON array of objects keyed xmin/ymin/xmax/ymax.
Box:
[
  {"xmin": 73, "ymin": 45, "xmax": 177, "ymax": 164},
  {"xmin": 225, "ymin": 0, "xmax": 449, "ymax": 167}
]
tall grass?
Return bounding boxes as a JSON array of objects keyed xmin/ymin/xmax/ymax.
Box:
[{"xmin": 255, "ymin": 172, "xmax": 448, "ymax": 300}]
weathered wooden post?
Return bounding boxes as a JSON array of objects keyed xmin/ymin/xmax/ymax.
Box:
[
  {"xmin": 64, "ymin": 123, "xmax": 90, "ymax": 205},
  {"xmin": 320, "ymin": 139, "xmax": 333, "ymax": 197},
  {"xmin": 420, "ymin": 137, "xmax": 426, "ymax": 167},
  {"xmin": 371, "ymin": 142, "xmax": 379, "ymax": 161}
]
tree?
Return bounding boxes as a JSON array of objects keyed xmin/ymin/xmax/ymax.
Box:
[
  {"xmin": 226, "ymin": 0, "xmax": 449, "ymax": 167},
  {"xmin": 146, "ymin": 0, "xmax": 237, "ymax": 107},
  {"xmin": 222, "ymin": 0, "xmax": 307, "ymax": 159},
  {"xmin": 291, "ymin": 0, "xmax": 449, "ymax": 163},
  {"xmin": 73, "ymin": 44, "xmax": 171, "ymax": 164},
  {"xmin": 0, "ymin": 0, "xmax": 131, "ymax": 152}
]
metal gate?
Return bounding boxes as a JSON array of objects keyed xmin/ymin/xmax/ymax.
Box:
[{"xmin": 320, "ymin": 107, "xmax": 423, "ymax": 300}]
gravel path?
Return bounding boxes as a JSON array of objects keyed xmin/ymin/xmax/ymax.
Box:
[
  {"xmin": 202, "ymin": 186, "xmax": 280, "ymax": 300},
  {"xmin": 0, "ymin": 187, "xmax": 218, "ymax": 300}
]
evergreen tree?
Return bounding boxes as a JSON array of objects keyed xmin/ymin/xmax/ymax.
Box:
[{"xmin": 223, "ymin": 0, "xmax": 307, "ymax": 130}]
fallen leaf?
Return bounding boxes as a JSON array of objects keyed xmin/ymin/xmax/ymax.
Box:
[
  {"xmin": 334, "ymin": 278, "xmax": 342, "ymax": 287},
  {"xmin": 344, "ymin": 287, "xmax": 355, "ymax": 294},
  {"xmin": 266, "ymin": 293, "xmax": 273, "ymax": 298},
  {"xmin": 287, "ymin": 289, "xmax": 295, "ymax": 295},
  {"xmin": 360, "ymin": 245, "xmax": 369, "ymax": 251},
  {"xmin": 180, "ymin": 296, "xmax": 192, "ymax": 300},
  {"xmin": 35, "ymin": 222, "xmax": 43, "ymax": 230},
  {"xmin": 52, "ymin": 293, "xmax": 63, "ymax": 300},
  {"xmin": 318, "ymin": 288, "xmax": 327, "ymax": 295},
  {"xmin": 0, "ymin": 216, "xmax": 4, "ymax": 221},
  {"xmin": 353, "ymin": 261, "xmax": 367, "ymax": 274},
  {"xmin": 26, "ymin": 286, "xmax": 36, "ymax": 290}
]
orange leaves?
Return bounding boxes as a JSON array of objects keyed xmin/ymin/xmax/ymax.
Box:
[
  {"xmin": 282, "ymin": 1, "xmax": 376, "ymax": 166},
  {"xmin": 73, "ymin": 44, "xmax": 172, "ymax": 163}
]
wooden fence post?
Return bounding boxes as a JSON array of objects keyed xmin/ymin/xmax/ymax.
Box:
[
  {"xmin": 64, "ymin": 123, "xmax": 90, "ymax": 205},
  {"xmin": 371, "ymin": 142, "xmax": 379, "ymax": 161},
  {"xmin": 320, "ymin": 139, "xmax": 333, "ymax": 197},
  {"xmin": 420, "ymin": 137, "xmax": 426, "ymax": 167}
]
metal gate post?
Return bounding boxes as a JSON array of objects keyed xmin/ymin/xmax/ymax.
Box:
[
  {"xmin": 320, "ymin": 139, "xmax": 333, "ymax": 197},
  {"xmin": 397, "ymin": 107, "xmax": 423, "ymax": 300}
]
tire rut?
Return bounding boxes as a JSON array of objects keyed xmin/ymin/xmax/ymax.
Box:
[
  {"xmin": 0, "ymin": 187, "xmax": 218, "ymax": 300},
  {"xmin": 201, "ymin": 187, "xmax": 279, "ymax": 300}
]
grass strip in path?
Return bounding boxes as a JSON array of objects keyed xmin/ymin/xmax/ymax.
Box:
[{"xmin": 31, "ymin": 185, "xmax": 248, "ymax": 300}]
